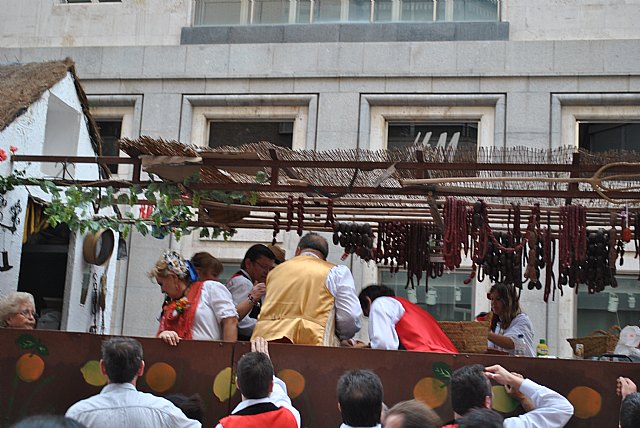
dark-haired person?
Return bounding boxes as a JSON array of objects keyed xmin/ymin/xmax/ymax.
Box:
[
  {"xmin": 10, "ymin": 415, "xmax": 87, "ymax": 428},
  {"xmin": 444, "ymin": 364, "xmax": 573, "ymax": 427},
  {"xmin": 191, "ymin": 252, "xmax": 223, "ymax": 281},
  {"xmin": 457, "ymin": 408, "xmax": 503, "ymax": 428},
  {"xmin": 487, "ymin": 283, "xmax": 535, "ymax": 357},
  {"xmin": 226, "ymin": 244, "xmax": 276, "ymax": 340},
  {"xmin": 216, "ymin": 337, "xmax": 300, "ymax": 427},
  {"xmin": 166, "ymin": 393, "xmax": 205, "ymax": 423},
  {"xmin": 252, "ymin": 232, "xmax": 361, "ymax": 346},
  {"xmin": 66, "ymin": 337, "xmax": 200, "ymax": 428},
  {"xmin": 337, "ymin": 370, "xmax": 383, "ymax": 428},
  {"xmin": 357, "ymin": 285, "xmax": 457, "ymax": 353}
]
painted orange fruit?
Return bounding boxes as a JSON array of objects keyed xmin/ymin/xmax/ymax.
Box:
[
  {"xmin": 413, "ymin": 377, "xmax": 448, "ymax": 409},
  {"xmin": 278, "ymin": 369, "xmax": 305, "ymax": 399},
  {"xmin": 145, "ymin": 362, "xmax": 176, "ymax": 393},
  {"xmin": 213, "ymin": 367, "xmax": 237, "ymax": 402},
  {"xmin": 567, "ymin": 386, "xmax": 601, "ymax": 419},
  {"xmin": 80, "ymin": 360, "xmax": 107, "ymax": 387},
  {"xmin": 16, "ymin": 353, "xmax": 45, "ymax": 383}
]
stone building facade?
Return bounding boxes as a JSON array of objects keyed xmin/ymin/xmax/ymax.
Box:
[{"xmin": 1, "ymin": 0, "xmax": 639, "ymax": 356}]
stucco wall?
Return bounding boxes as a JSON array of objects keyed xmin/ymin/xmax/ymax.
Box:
[
  {"xmin": 0, "ymin": 72, "xmax": 118, "ymax": 333},
  {"xmin": 2, "ymin": 0, "xmax": 640, "ymax": 48}
]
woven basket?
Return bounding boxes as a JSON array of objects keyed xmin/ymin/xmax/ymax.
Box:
[
  {"xmin": 567, "ymin": 325, "xmax": 621, "ymax": 358},
  {"xmin": 438, "ymin": 320, "xmax": 489, "ymax": 354}
]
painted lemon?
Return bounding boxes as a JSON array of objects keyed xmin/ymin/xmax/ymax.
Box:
[
  {"xmin": 80, "ymin": 360, "xmax": 107, "ymax": 387},
  {"xmin": 213, "ymin": 367, "xmax": 237, "ymax": 402},
  {"xmin": 491, "ymin": 385, "xmax": 520, "ymax": 413},
  {"xmin": 568, "ymin": 386, "xmax": 601, "ymax": 419},
  {"xmin": 16, "ymin": 353, "xmax": 45, "ymax": 383},
  {"xmin": 145, "ymin": 362, "xmax": 176, "ymax": 393},
  {"xmin": 278, "ymin": 369, "xmax": 305, "ymax": 399},
  {"xmin": 413, "ymin": 377, "xmax": 448, "ymax": 409}
]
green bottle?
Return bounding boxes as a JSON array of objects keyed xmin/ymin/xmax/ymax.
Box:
[{"xmin": 536, "ymin": 339, "xmax": 549, "ymax": 357}]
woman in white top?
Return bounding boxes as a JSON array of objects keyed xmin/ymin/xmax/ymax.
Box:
[
  {"xmin": 487, "ymin": 282, "xmax": 535, "ymax": 357},
  {"xmin": 150, "ymin": 250, "xmax": 238, "ymax": 346}
]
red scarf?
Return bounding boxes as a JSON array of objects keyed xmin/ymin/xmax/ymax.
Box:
[{"xmin": 157, "ymin": 281, "xmax": 204, "ymax": 340}]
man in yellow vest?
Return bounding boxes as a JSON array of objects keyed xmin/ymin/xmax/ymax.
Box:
[{"xmin": 252, "ymin": 232, "xmax": 362, "ymax": 346}]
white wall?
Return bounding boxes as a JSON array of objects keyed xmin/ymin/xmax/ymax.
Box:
[
  {"xmin": 0, "ymin": 71, "xmax": 118, "ymax": 334},
  {"xmin": 0, "ymin": 0, "xmax": 192, "ymax": 48},
  {"xmin": 506, "ymin": 0, "xmax": 640, "ymax": 41},
  {"xmin": 2, "ymin": 0, "xmax": 640, "ymax": 48}
]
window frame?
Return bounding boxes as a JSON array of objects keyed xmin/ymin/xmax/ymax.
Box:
[
  {"xmin": 88, "ymin": 95, "xmax": 143, "ymax": 180},
  {"xmin": 360, "ymin": 94, "xmax": 505, "ymax": 151},
  {"xmin": 182, "ymin": 94, "xmax": 318, "ymax": 150}
]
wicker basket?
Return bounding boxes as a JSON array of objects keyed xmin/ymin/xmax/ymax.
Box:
[
  {"xmin": 438, "ymin": 320, "xmax": 489, "ymax": 354},
  {"xmin": 567, "ymin": 325, "xmax": 621, "ymax": 358}
]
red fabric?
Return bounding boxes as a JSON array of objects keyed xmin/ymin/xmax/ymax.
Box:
[
  {"xmin": 219, "ymin": 406, "xmax": 298, "ymax": 428},
  {"xmin": 157, "ymin": 281, "xmax": 204, "ymax": 340},
  {"xmin": 442, "ymin": 424, "xmax": 458, "ymax": 428},
  {"xmin": 393, "ymin": 296, "xmax": 458, "ymax": 353}
]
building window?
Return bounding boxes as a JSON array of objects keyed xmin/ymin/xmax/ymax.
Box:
[
  {"xmin": 208, "ymin": 121, "xmax": 294, "ymax": 148},
  {"xmin": 362, "ymin": 94, "xmax": 503, "ymax": 152},
  {"xmin": 88, "ymin": 95, "xmax": 143, "ymax": 180},
  {"xmin": 387, "ymin": 121, "xmax": 478, "ymax": 152},
  {"xmin": 380, "ymin": 270, "xmax": 473, "ymax": 321},
  {"xmin": 576, "ymin": 275, "xmax": 640, "ymax": 337},
  {"xmin": 183, "ymin": 95, "xmax": 317, "ymax": 150},
  {"xmin": 194, "ymin": 0, "xmax": 499, "ymax": 25},
  {"xmin": 578, "ymin": 122, "xmax": 640, "ymax": 152},
  {"xmin": 64, "ymin": 0, "xmax": 121, "ymax": 3},
  {"xmin": 96, "ymin": 120, "xmax": 123, "ymax": 173}
]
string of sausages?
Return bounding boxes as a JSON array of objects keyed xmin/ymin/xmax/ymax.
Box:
[
  {"xmin": 375, "ymin": 221, "xmax": 444, "ymax": 289},
  {"xmin": 269, "ymin": 197, "xmax": 637, "ymax": 298}
]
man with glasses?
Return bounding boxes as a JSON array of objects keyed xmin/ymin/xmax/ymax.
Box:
[
  {"xmin": 225, "ymin": 244, "xmax": 276, "ymax": 340},
  {"xmin": 252, "ymin": 232, "xmax": 362, "ymax": 346}
]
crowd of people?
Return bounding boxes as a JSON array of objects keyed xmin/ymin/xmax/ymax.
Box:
[
  {"xmin": 1, "ymin": 232, "xmax": 638, "ymax": 427},
  {"xmin": 7, "ymin": 335, "xmax": 632, "ymax": 427}
]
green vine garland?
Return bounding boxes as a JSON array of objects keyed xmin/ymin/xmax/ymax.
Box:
[{"xmin": 2, "ymin": 169, "xmax": 258, "ymax": 241}]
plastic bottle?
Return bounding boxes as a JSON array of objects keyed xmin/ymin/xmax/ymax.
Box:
[
  {"xmin": 513, "ymin": 334, "xmax": 526, "ymax": 357},
  {"xmin": 536, "ymin": 339, "xmax": 549, "ymax": 357}
]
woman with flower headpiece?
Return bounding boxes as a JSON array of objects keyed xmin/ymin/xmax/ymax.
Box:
[{"xmin": 150, "ymin": 250, "xmax": 238, "ymax": 346}]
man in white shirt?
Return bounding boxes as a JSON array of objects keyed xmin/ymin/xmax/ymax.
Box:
[
  {"xmin": 252, "ymin": 232, "xmax": 362, "ymax": 346},
  {"xmin": 216, "ymin": 337, "xmax": 300, "ymax": 427},
  {"xmin": 65, "ymin": 337, "xmax": 200, "ymax": 428},
  {"xmin": 337, "ymin": 369, "xmax": 384, "ymax": 428},
  {"xmin": 225, "ymin": 244, "xmax": 275, "ymax": 340},
  {"xmin": 445, "ymin": 364, "xmax": 573, "ymax": 428}
]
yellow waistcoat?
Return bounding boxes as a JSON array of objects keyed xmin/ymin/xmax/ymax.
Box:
[{"xmin": 251, "ymin": 255, "xmax": 338, "ymax": 346}]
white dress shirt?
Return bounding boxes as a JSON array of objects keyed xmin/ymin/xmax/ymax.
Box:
[
  {"xmin": 65, "ymin": 382, "xmax": 201, "ymax": 428},
  {"xmin": 503, "ymin": 378, "xmax": 574, "ymax": 428},
  {"xmin": 368, "ymin": 296, "xmax": 404, "ymax": 350},
  {"xmin": 215, "ymin": 376, "xmax": 301, "ymax": 428},
  {"xmin": 225, "ymin": 269, "xmax": 256, "ymax": 336},
  {"xmin": 191, "ymin": 280, "xmax": 238, "ymax": 341},
  {"xmin": 488, "ymin": 313, "xmax": 536, "ymax": 357},
  {"xmin": 299, "ymin": 251, "xmax": 362, "ymax": 340}
]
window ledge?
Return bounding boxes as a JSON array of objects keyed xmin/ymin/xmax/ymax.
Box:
[{"xmin": 181, "ymin": 21, "xmax": 509, "ymax": 45}]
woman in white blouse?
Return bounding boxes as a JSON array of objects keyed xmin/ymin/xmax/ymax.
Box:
[
  {"xmin": 487, "ymin": 282, "xmax": 535, "ymax": 356},
  {"xmin": 150, "ymin": 250, "xmax": 238, "ymax": 346}
]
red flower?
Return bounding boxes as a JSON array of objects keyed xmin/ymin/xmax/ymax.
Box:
[
  {"xmin": 9, "ymin": 146, "xmax": 17, "ymax": 153},
  {"xmin": 0, "ymin": 149, "xmax": 7, "ymax": 162}
]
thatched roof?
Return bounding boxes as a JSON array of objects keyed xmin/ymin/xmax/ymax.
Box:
[
  {"xmin": 116, "ymin": 137, "xmax": 640, "ymax": 231},
  {"xmin": 0, "ymin": 58, "xmax": 103, "ymax": 161}
]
